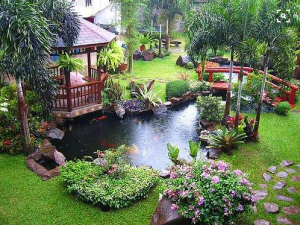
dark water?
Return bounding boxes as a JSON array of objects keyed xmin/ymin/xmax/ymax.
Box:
[{"xmin": 55, "ymin": 103, "xmax": 203, "ymax": 170}]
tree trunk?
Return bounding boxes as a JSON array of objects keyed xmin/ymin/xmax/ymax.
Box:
[
  {"xmin": 16, "ymin": 79, "xmax": 32, "ymax": 154},
  {"xmin": 222, "ymin": 47, "xmax": 234, "ymax": 124},
  {"xmin": 234, "ymin": 64, "xmax": 244, "ymax": 128},
  {"xmin": 200, "ymin": 55, "xmax": 206, "ymax": 82},
  {"xmin": 128, "ymin": 52, "xmax": 133, "ymax": 73},
  {"xmin": 165, "ymin": 19, "xmax": 170, "ymax": 51},
  {"xmin": 253, "ymin": 55, "xmax": 269, "ymax": 136}
]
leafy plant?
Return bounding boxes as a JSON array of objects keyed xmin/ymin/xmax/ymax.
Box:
[
  {"xmin": 122, "ymin": 99, "xmax": 145, "ymax": 113},
  {"xmin": 166, "ymin": 80, "xmax": 189, "ymax": 99},
  {"xmin": 56, "ymin": 53, "xmax": 85, "ymax": 72},
  {"xmin": 196, "ymin": 95, "xmax": 224, "ymax": 122},
  {"xmin": 275, "ymin": 101, "xmax": 290, "ymax": 116},
  {"xmin": 185, "ymin": 62, "xmax": 194, "ymax": 69},
  {"xmin": 158, "ymin": 52, "xmax": 165, "ymax": 58},
  {"xmin": 167, "ymin": 143, "xmax": 180, "ymax": 164},
  {"xmin": 188, "ymin": 140, "xmax": 201, "ymax": 159},
  {"xmin": 137, "ymin": 83, "xmax": 161, "ymax": 108},
  {"xmin": 104, "ymin": 79, "xmax": 124, "ymax": 103},
  {"xmin": 97, "ymin": 41, "xmax": 124, "ymax": 71},
  {"xmin": 163, "ymin": 160, "xmax": 254, "ymax": 224},
  {"xmin": 207, "ymin": 128, "xmax": 246, "ymax": 153},
  {"xmin": 139, "ymin": 33, "xmax": 156, "ymax": 50},
  {"xmin": 203, "ymin": 73, "xmax": 227, "ymax": 82},
  {"xmin": 189, "ymin": 80, "xmax": 212, "ymax": 93}
]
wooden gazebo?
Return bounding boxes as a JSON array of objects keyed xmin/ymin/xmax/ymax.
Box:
[{"xmin": 49, "ymin": 18, "xmax": 116, "ymax": 118}]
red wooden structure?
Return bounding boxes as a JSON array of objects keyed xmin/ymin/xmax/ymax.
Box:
[
  {"xmin": 49, "ymin": 18, "xmax": 116, "ymax": 115},
  {"xmin": 196, "ymin": 67, "xmax": 299, "ymax": 108}
]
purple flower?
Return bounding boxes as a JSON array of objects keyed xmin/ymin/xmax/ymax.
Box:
[
  {"xmin": 217, "ymin": 161, "xmax": 228, "ymax": 172},
  {"xmin": 195, "ymin": 209, "xmax": 200, "ymax": 217},
  {"xmin": 233, "ymin": 169, "xmax": 242, "ymax": 176},
  {"xmin": 170, "ymin": 172, "xmax": 176, "ymax": 179},
  {"xmin": 171, "ymin": 204, "xmax": 179, "ymax": 211},
  {"xmin": 198, "ymin": 196, "xmax": 204, "ymax": 206},
  {"xmin": 200, "ymin": 172, "xmax": 210, "ymax": 178},
  {"xmin": 190, "ymin": 182, "xmax": 196, "ymax": 188},
  {"xmin": 240, "ymin": 178, "xmax": 250, "ymax": 185},
  {"xmin": 237, "ymin": 204, "xmax": 243, "ymax": 211},
  {"xmin": 224, "ymin": 207, "xmax": 228, "ymax": 216},
  {"xmin": 231, "ymin": 190, "xmax": 236, "ymax": 197},
  {"xmin": 211, "ymin": 176, "xmax": 220, "ymax": 184}
]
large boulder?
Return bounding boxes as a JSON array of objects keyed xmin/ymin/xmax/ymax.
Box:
[
  {"xmin": 152, "ymin": 104, "xmax": 168, "ymax": 115},
  {"xmin": 114, "ymin": 104, "xmax": 125, "ymax": 119},
  {"xmin": 46, "ymin": 128, "xmax": 64, "ymax": 140},
  {"xmin": 133, "ymin": 50, "xmax": 143, "ymax": 60},
  {"xmin": 143, "ymin": 49, "xmax": 156, "ymax": 61},
  {"xmin": 151, "ymin": 198, "xmax": 190, "ymax": 225},
  {"xmin": 176, "ymin": 55, "xmax": 191, "ymax": 67}
]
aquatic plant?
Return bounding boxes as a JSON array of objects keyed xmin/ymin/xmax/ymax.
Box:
[
  {"xmin": 167, "ymin": 143, "xmax": 180, "ymax": 165},
  {"xmin": 188, "ymin": 140, "xmax": 201, "ymax": 160}
]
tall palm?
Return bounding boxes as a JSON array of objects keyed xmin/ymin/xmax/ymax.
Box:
[{"xmin": 0, "ymin": 0, "xmax": 79, "ymax": 154}]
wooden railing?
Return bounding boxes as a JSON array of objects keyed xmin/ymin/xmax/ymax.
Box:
[
  {"xmin": 48, "ymin": 65, "xmax": 62, "ymax": 78},
  {"xmin": 54, "ymin": 81, "xmax": 103, "ymax": 111},
  {"xmin": 198, "ymin": 67, "xmax": 299, "ymax": 107}
]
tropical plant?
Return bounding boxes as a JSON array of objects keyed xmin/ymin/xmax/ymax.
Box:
[
  {"xmin": 139, "ymin": 33, "xmax": 155, "ymax": 50},
  {"xmin": 177, "ymin": 71, "xmax": 189, "ymax": 80},
  {"xmin": 167, "ymin": 143, "xmax": 180, "ymax": 165},
  {"xmin": 275, "ymin": 102, "xmax": 290, "ymax": 116},
  {"xmin": 196, "ymin": 95, "xmax": 224, "ymax": 122},
  {"xmin": 207, "ymin": 128, "xmax": 247, "ymax": 153},
  {"xmin": 188, "ymin": 140, "xmax": 201, "ymax": 160},
  {"xmin": 166, "ymin": 80, "xmax": 189, "ymax": 99},
  {"xmin": 137, "ymin": 83, "xmax": 161, "ymax": 108},
  {"xmin": 163, "ymin": 160, "xmax": 254, "ymax": 224},
  {"xmin": 104, "ymin": 79, "xmax": 124, "ymax": 103},
  {"xmin": 185, "ymin": 62, "xmax": 194, "ymax": 70},
  {"xmin": 56, "ymin": 53, "xmax": 84, "ymax": 72},
  {"xmin": 97, "ymin": 41, "xmax": 124, "ymax": 72}
]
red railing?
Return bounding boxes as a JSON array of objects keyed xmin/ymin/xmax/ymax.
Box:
[{"xmin": 196, "ymin": 67, "xmax": 299, "ymax": 107}]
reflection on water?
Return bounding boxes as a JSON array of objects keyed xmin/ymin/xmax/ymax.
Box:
[{"xmin": 55, "ymin": 103, "xmax": 202, "ymax": 170}]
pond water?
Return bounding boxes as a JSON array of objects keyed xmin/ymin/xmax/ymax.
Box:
[{"xmin": 55, "ymin": 103, "xmax": 205, "ymax": 170}]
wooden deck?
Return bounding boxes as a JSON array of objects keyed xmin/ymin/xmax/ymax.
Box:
[{"xmin": 52, "ymin": 103, "xmax": 102, "ymax": 118}]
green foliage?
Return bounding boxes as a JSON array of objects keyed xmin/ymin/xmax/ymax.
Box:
[
  {"xmin": 158, "ymin": 52, "xmax": 165, "ymax": 58},
  {"xmin": 104, "ymin": 79, "xmax": 124, "ymax": 103},
  {"xmin": 167, "ymin": 143, "xmax": 179, "ymax": 164},
  {"xmin": 97, "ymin": 41, "xmax": 124, "ymax": 71},
  {"xmin": 137, "ymin": 83, "xmax": 161, "ymax": 108},
  {"xmin": 275, "ymin": 101, "xmax": 291, "ymax": 116},
  {"xmin": 196, "ymin": 95, "xmax": 224, "ymax": 122},
  {"xmin": 188, "ymin": 140, "xmax": 201, "ymax": 159},
  {"xmin": 203, "ymin": 73, "xmax": 227, "ymax": 82},
  {"xmin": 139, "ymin": 34, "xmax": 156, "ymax": 50},
  {"xmin": 189, "ymin": 80, "xmax": 212, "ymax": 93},
  {"xmin": 164, "ymin": 50, "xmax": 171, "ymax": 56},
  {"xmin": 185, "ymin": 61, "xmax": 194, "ymax": 69},
  {"xmin": 166, "ymin": 80, "xmax": 189, "ymax": 99},
  {"xmin": 163, "ymin": 160, "xmax": 253, "ymax": 224},
  {"xmin": 207, "ymin": 128, "xmax": 247, "ymax": 152},
  {"xmin": 56, "ymin": 53, "xmax": 85, "ymax": 72}
]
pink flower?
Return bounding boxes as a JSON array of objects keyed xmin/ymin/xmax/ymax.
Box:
[
  {"xmin": 192, "ymin": 218, "xmax": 197, "ymax": 224},
  {"xmin": 200, "ymin": 172, "xmax": 210, "ymax": 178},
  {"xmin": 240, "ymin": 178, "xmax": 250, "ymax": 185},
  {"xmin": 171, "ymin": 204, "xmax": 179, "ymax": 211},
  {"xmin": 198, "ymin": 196, "xmax": 204, "ymax": 206},
  {"xmin": 195, "ymin": 209, "xmax": 200, "ymax": 217},
  {"xmin": 170, "ymin": 172, "xmax": 176, "ymax": 179},
  {"xmin": 233, "ymin": 169, "xmax": 242, "ymax": 176},
  {"xmin": 211, "ymin": 176, "xmax": 220, "ymax": 184},
  {"xmin": 231, "ymin": 190, "xmax": 236, "ymax": 197},
  {"xmin": 210, "ymin": 188, "xmax": 215, "ymax": 193},
  {"xmin": 237, "ymin": 204, "xmax": 243, "ymax": 211},
  {"xmin": 189, "ymin": 205, "xmax": 194, "ymax": 211}
]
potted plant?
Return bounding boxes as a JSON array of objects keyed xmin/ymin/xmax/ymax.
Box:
[
  {"xmin": 118, "ymin": 47, "xmax": 128, "ymax": 73},
  {"xmin": 56, "ymin": 53, "xmax": 85, "ymax": 72},
  {"xmin": 139, "ymin": 34, "xmax": 154, "ymax": 51}
]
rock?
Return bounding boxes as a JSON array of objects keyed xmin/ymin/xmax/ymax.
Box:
[
  {"xmin": 207, "ymin": 125, "xmax": 216, "ymax": 132},
  {"xmin": 273, "ymin": 180, "xmax": 286, "ymax": 190},
  {"xmin": 252, "ymin": 190, "xmax": 268, "ymax": 201},
  {"xmin": 158, "ymin": 170, "xmax": 170, "ymax": 179},
  {"xmin": 291, "ymin": 175, "xmax": 300, "ymax": 182},
  {"xmin": 259, "ymin": 184, "xmax": 268, "ymax": 189},
  {"xmin": 262, "ymin": 173, "xmax": 272, "ymax": 181},
  {"xmin": 280, "ymin": 160, "xmax": 294, "ymax": 167},
  {"xmin": 282, "ymin": 206, "xmax": 300, "ymax": 215},
  {"xmin": 287, "ymin": 187, "xmax": 297, "ymax": 194},
  {"xmin": 152, "ymin": 104, "xmax": 168, "ymax": 115},
  {"xmin": 42, "ymin": 139, "xmax": 52, "ymax": 147},
  {"xmin": 254, "ymin": 219, "xmax": 270, "ymax": 225},
  {"xmin": 164, "ymin": 101, "xmax": 173, "ymax": 107},
  {"xmin": 176, "ymin": 55, "xmax": 191, "ymax": 67},
  {"xmin": 133, "ymin": 50, "xmax": 142, "ymax": 60},
  {"xmin": 277, "ymin": 171, "xmax": 289, "ymax": 178},
  {"xmin": 93, "ymin": 158, "xmax": 107, "ymax": 166},
  {"xmin": 263, "ymin": 202, "xmax": 279, "ymax": 214},
  {"xmin": 276, "ymin": 195, "xmax": 294, "ymax": 202},
  {"xmin": 200, "ymin": 119, "xmax": 214, "ymax": 129},
  {"xmin": 276, "ymin": 215, "xmax": 296, "ymax": 225},
  {"xmin": 251, "ymin": 205, "xmax": 258, "ymax": 213},
  {"xmin": 114, "ymin": 104, "xmax": 125, "ymax": 119},
  {"xmin": 54, "ymin": 150, "xmax": 66, "ymax": 166},
  {"xmin": 46, "ymin": 128, "xmax": 64, "ymax": 140},
  {"xmin": 296, "ymin": 164, "xmax": 300, "ymax": 169},
  {"xmin": 169, "ymin": 97, "xmax": 182, "ymax": 105},
  {"xmin": 286, "ymin": 168, "xmax": 297, "ymax": 174},
  {"xmin": 151, "ymin": 198, "xmax": 190, "ymax": 225},
  {"xmin": 267, "ymin": 166, "xmax": 277, "ymax": 174},
  {"xmin": 143, "ymin": 49, "xmax": 156, "ymax": 61},
  {"xmin": 182, "ymin": 91, "xmax": 192, "ymax": 100},
  {"xmin": 207, "ymin": 148, "xmax": 221, "ymax": 159}
]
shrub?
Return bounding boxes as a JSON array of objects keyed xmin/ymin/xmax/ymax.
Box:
[
  {"xmin": 203, "ymin": 73, "xmax": 227, "ymax": 82},
  {"xmin": 164, "ymin": 50, "xmax": 171, "ymax": 56},
  {"xmin": 185, "ymin": 62, "xmax": 194, "ymax": 69},
  {"xmin": 166, "ymin": 80, "xmax": 189, "ymax": 99},
  {"xmin": 189, "ymin": 80, "xmax": 212, "ymax": 93},
  {"xmin": 196, "ymin": 95, "xmax": 224, "ymax": 122},
  {"xmin": 122, "ymin": 99, "xmax": 145, "ymax": 113},
  {"xmin": 158, "ymin": 52, "xmax": 165, "ymax": 58},
  {"xmin": 163, "ymin": 160, "xmax": 254, "ymax": 224},
  {"xmin": 275, "ymin": 101, "xmax": 290, "ymax": 115}
]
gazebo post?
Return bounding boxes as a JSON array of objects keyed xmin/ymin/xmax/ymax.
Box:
[
  {"xmin": 64, "ymin": 69, "xmax": 72, "ymax": 112},
  {"xmin": 96, "ymin": 46, "xmax": 102, "ymax": 103},
  {"xmin": 87, "ymin": 48, "xmax": 91, "ymax": 78}
]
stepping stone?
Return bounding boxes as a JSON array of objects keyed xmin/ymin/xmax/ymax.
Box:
[
  {"xmin": 283, "ymin": 206, "xmax": 300, "ymax": 215},
  {"xmin": 264, "ymin": 202, "xmax": 279, "ymax": 214},
  {"xmin": 276, "ymin": 194, "xmax": 294, "ymax": 202},
  {"xmin": 277, "ymin": 215, "xmax": 296, "ymax": 224},
  {"xmin": 277, "ymin": 171, "xmax": 289, "ymax": 178},
  {"xmin": 259, "ymin": 184, "xmax": 268, "ymax": 189},
  {"xmin": 262, "ymin": 173, "xmax": 272, "ymax": 181},
  {"xmin": 254, "ymin": 219, "xmax": 270, "ymax": 225},
  {"xmin": 291, "ymin": 175, "xmax": 300, "ymax": 182},
  {"xmin": 251, "ymin": 205, "xmax": 258, "ymax": 213},
  {"xmin": 267, "ymin": 166, "xmax": 277, "ymax": 174},
  {"xmin": 252, "ymin": 190, "xmax": 269, "ymax": 201},
  {"xmin": 281, "ymin": 160, "xmax": 294, "ymax": 167},
  {"xmin": 273, "ymin": 180, "xmax": 286, "ymax": 190},
  {"xmin": 286, "ymin": 168, "xmax": 297, "ymax": 174},
  {"xmin": 296, "ymin": 164, "xmax": 300, "ymax": 169},
  {"xmin": 287, "ymin": 187, "xmax": 297, "ymax": 194}
]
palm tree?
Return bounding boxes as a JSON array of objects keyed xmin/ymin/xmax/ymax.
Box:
[{"xmin": 0, "ymin": 0, "xmax": 79, "ymax": 154}]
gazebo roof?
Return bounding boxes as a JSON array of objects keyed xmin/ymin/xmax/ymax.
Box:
[{"xmin": 53, "ymin": 18, "xmax": 117, "ymax": 49}]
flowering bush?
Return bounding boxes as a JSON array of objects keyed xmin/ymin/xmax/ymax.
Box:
[
  {"xmin": 188, "ymin": 80, "xmax": 212, "ymax": 93},
  {"xmin": 121, "ymin": 99, "xmax": 145, "ymax": 113},
  {"xmin": 163, "ymin": 160, "xmax": 254, "ymax": 224}
]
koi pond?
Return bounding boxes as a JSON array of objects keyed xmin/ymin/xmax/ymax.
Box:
[{"xmin": 55, "ymin": 103, "xmax": 206, "ymax": 170}]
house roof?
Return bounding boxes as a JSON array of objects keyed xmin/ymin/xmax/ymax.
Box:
[{"xmin": 53, "ymin": 18, "xmax": 116, "ymax": 49}]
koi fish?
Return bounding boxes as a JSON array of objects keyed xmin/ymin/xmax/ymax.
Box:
[
  {"xmin": 92, "ymin": 115, "xmax": 108, "ymax": 122},
  {"xmin": 100, "ymin": 140, "xmax": 118, "ymax": 148}
]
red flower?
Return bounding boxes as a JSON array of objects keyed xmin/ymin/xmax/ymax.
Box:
[{"xmin": 3, "ymin": 140, "xmax": 11, "ymax": 146}]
